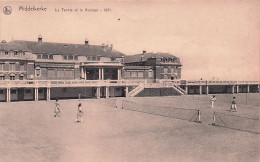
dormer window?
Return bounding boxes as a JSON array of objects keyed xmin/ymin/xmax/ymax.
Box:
[
  {"xmin": 68, "ymin": 55, "xmax": 73, "ymax": 60},
  {"xmin": 14, "ymin": 51, "xmax": 18, "ymax": 56},
  {"xmin": 42, "ymin": 54, "xmax": 48, "ymax": 59},
  {"xmin": 63, "ymin": 55, "xmax": 68, "ymax": 60},
  {"xmin": 5, "ymin": 51, "xmax": 8, "ymax": 55}
]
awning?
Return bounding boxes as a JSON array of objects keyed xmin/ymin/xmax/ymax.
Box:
[{"xmin": 10, "ymin": 73, "xmax": 15, "ymax": 76}]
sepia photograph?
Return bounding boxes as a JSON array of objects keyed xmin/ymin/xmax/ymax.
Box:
[{"xmin": 0, "ymin": 0, "xmax": 259, "ymax": 161}]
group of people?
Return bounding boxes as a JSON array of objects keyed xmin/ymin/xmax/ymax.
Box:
[
  {"xmin": 210, "ymin": 95, "xmax": 237, "ymax": 112},
  {"xmin": 54, "ymin": 98, "xmax": 84, "ymax": 123}
]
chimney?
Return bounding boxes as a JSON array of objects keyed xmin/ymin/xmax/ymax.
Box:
[
  {"xmin": 102, "ymin": 43, "xmax": 105, "ymax": 49},
  {"xmin": 141, "ymin": 49, "xmax": 146, "ymax": 61},
  {"xmin": 110, "ymin": 44, "xmax": 113, "ymax": 50},
  {"xmin": 85, "ymin": 37, "xmax": 89, "ymax": 45},
  {"xmin": 38, "ymin": 34, "xmax": 42, "ymax": 43}
]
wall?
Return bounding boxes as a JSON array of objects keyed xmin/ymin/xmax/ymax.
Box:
[
  {"xmin": 50, "ymin": 87, "xmax": 94, "ymax": 99},
  {"xmin": 136, "ymin": 88, "xmax": 181, "ymax": 97}
]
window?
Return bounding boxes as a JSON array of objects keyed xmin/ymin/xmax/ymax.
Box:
[
  {"xmin": 171, "ymin": 67, "xmax": 175, "ymax": 73},
  {"xmin": 63, "ymin": 55, "xmax": 68, "ymax": 60},
  {"xmin": 19, "ymin": 51, "xmax": 25, "ymax": 55},
  {"xmin": 0, "ymin": 90, "xmax": 3, "ymax": 94},
  {"xmin": 35, "ymin": 67, "xmax": 41, "ymax": 77},
  {"xmin": 111, "ymin": 57, "xmax": 116, "ymax": 61},
  {"xmin": 9, "ymin": 63, "xmax": 15, "ymax": 71},
  {"xmin": 10, "ymin": 76, "xmax": 15, "ymax": 80},
  {"xmin": 49, "ymin": 55, "xmax": 53, "ymax": 59},
  {"xmin": 163, "ymin": 68, "xmax": 168, "ymax": 73},
  {"xmin": 9, "ymin": 51, "xmax": 14, "ymax": 56},
  {"xmin": 74, "ymin": 56, "xmax": 78, "ymax": 60},
  {"xmin": 38, "ymin": 89, "xmax": 43, "ymax": 93},
  {"xmin": 68, "ymin": 55, "xmax": 73, "ymax": 60},
  {"xmin": 19, "ymin": 76, "xmax": 23, "ymax": 80},
  {"xmin": 137, "ymin": 72, "xmax": 144, "ymax": 78},
  {"xmin": 0, "ymin": 63, "xmax": 4, "ymax": 71},
  {"xmin": 42, "ymin": 54, "xmax": 48, "ymax": 59},
  {"xmin": 25, "ymin": 89, "xmax": 32, "ymax": 93},
  {"xmin": 20, "ymin": 63, "xmax": 24, "ymax": 71},
  {"xmin": 97, "ymin": 57, "xmax": 100, "ymax": 61},
  {"xmin": 87, "ymin": 56, "xmax": 91, "ymax": 60},
  {"xmin": 5, "ymin": 51, "xmax": 8, "ymax": 55},
  {"xmin": 0, "ymin": 76, "xmax": 5, "ymax": 80},
  {"xmin": 92, "ymin": 56, "xmax": 96, "ymax": 60},
  {"xmin": 14, "ymin": 51, "xmax": 18, "ymax": 56},
  {"xmin": 148, "ymin": 70, "xmax": 153, "ymax": 78},
  {"xmin": 11, "ymin": 90, "xmax": 16, "ymax": 94},
  {"xmin": 37, "ymin": 54, "xmax": 41, "ymax": 59},
  {"xmin": 164, "ymin": 75, "xmax": 168, "ymax": 79}
]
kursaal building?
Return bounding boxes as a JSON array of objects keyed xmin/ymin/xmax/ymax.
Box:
[{"xmin": 0, "ymin": 35, "xmax": 183, "ymax": 101}]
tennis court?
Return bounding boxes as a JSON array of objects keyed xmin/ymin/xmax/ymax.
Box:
[{"xmin": 0, "ymin": 93, "xmax": 259, "ymax": 162}]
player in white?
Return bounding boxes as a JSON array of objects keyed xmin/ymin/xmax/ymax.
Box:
[
  {"xmin": 210, "ymin": 95, "xmax": 216, "ymax": 108},
  {"xmin": 230, "ymin": 96, "xmax": 237, "ymax": 112},
  {"xmin": 54, "ymin": 98, "xmax": 61, "ymax": 117},
  {"xmin": 76, "ymin": 103, "xmax": 84, "ymax": 123}
]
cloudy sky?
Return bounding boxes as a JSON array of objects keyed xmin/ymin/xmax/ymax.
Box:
[{"xmin": 0, "ymin": 0, "xmax": 259, "ymax": 80}]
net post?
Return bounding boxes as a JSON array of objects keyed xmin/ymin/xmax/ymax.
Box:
[
  {"xmin": 212, "ymin": 112, "xmax": 216, "ymax": 126},
  {"xmin": 198, "ymin": 110, "xmax": 201, "ymax": 123}
]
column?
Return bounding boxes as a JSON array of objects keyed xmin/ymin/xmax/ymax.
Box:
[
  {"xmin": 247, "ymin": 85, "xmax": 250, "ymax": 93},
  {"xmin": 35, "ymin": 88, "xmax": 38, "ymax": 101},
  {"xmin": 206, "ymin": 85, "xmax": 209, "ymax": 95},
  {"xmin": 98, "ymin": 68, "xmax": 101, "ymax": 80},
  {"xmin": 47, "ymin": 88, "xmax": 51, "ymax": 101},
  {"xmin": 105, "ymin": 86, "xmax": 109, "ymax": 98},
  {"xmin": 185, "ymin": 85, "xmax": 188, "ymax": 94},
  {"xmin": 101, "ymin": 68, "xmax": 104, "ymax": 80},
  {"xmin": 231, "ymin": 85, "xmax": 235, "ymax": 94},
  {"xmin": 236, "ymin": 85, "xmax": 239, "ymax": 94},
  {"xmin": 81, "ymin": 67, "xmax": 84, "ymax": 79},
  {"xmin": 117, "ymin": 69, "xmax": 121, "ymax": 80},
  {"xmin": 6, "ymin": 88, "xmax": 10, "ymax": 102},
  {"xmin": 84, "ymin": 69, "xmax": 87, "ymax": 80},
  {"xmin": 96, "ymin": 87, "xmax": 100, "ymax": 99},
  {"xmin": 199, "ymin": 85, "xmax": 202, "ymax": 95},
  {"xmin": 125, "ymin": 86, "xmax": 129, "ymax": 98}
]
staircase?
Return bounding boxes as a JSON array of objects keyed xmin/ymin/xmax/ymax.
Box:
[
  {"xmin": 172, "ymin": 85, "xmax": 186, "ymax": 95},
  {"xmin": 128, "ymin": 84, "xmax": 145, "ymax": 97}
]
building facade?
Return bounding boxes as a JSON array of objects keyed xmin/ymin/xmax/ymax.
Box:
[{"xmin": 0, "ymin": 36, "xmax": 182, "ymax": 81}]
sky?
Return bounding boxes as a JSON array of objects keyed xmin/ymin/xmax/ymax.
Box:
[{"xmin": 0, "ymin": 0, "xmax": 259, "ymax": 81}]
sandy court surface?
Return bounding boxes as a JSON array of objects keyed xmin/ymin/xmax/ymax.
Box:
[{"xmin": 0, "ymin": 94, "xmax": 259, "ymax": 162}]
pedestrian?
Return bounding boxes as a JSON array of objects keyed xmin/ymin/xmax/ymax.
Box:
[
  {"xmin": 210, "ymin": 95, "xmax": 216, "ymax": 108},
  {"xmin": 54, "ymin": 98, "xmax": 61, "ymax": 117},
  {"xmin": 76, "ymin": 103, "xmax": 84, "ymax": 123},
  {"xmin": 230, "ymin": 96, "xmax": 237, "ymax": 112}
]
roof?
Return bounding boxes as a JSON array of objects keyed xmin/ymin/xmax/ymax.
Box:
[
  {"xmin": 0, "ymin": 41, "xmax": 30, "ymax": 51},
  {"xmin": 0, "ymin": 40, "xmax": 125, "ymax": 58},
  {"xmin": 124, "ymin": 52, "xmax": 181, "ymax": 64}
]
